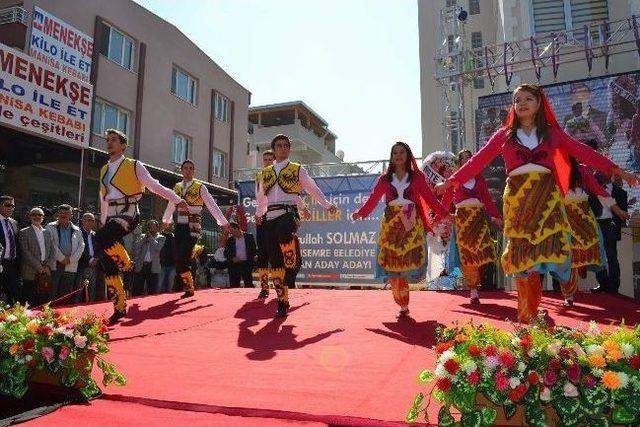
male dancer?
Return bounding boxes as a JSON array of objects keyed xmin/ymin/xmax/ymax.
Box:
[
  {"xmin": 97, "ymin": 129, "xmax": 187, "ymax": 324},
  {"xmin": 163, "ymin": 160, "xmax": 229, "ymax": 298},
  {"xmin": 255, "ymin": 149, "xmax": 310, "ymax": 299},
  {"xmin": 256, "ymin": 134, "xmax": 336, "ymax": 317}
]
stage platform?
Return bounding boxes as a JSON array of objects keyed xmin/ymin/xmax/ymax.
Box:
[{"xmin": 14, "ymin": 288, "xmax": 640, "ymax": 426}]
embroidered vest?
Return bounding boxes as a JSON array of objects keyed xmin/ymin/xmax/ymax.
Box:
[
  {"xmin": 99, "ymin": 158, "xmax": 144, "ymax": 199},
  {"xmin": 261, "ymin": 162, "xmax": 302, "ymax": 195},
  {"xmin": 174, "ymin": 181, "xmax": 204, "ymax": 206}
]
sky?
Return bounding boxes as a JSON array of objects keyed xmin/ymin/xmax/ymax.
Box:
[{"xmin": 132, "ymin": 0, "xmax": 422, "ymax": 163}]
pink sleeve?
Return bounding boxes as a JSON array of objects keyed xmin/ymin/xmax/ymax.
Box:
[
  {"xmin": 450, "ymin": 129, "xmax": 505, "ymax": 184},
  {"xmin": 559, "ymin": 128, "xmax": 617, "ymax": 176},
  {"xmin": 477, "ymin": 176, "xmax": 502, "ymax": 219},
  {"xmin": 580, "ymin": 165, "xmax": 610, "ymax": 198},
  {"xmin": 416, "ymin": 172, "xmax": 448, "ymax": 219},
  {"xmin": 356, "ymin": 175, "xmax": 387, "ymax": 218},
  {"xmin": 440, "ymin": 187, "xmax": 454, "ymax": 213}
]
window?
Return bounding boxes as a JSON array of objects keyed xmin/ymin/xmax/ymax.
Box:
[
  {"xmin": 446, "ymin": 0, "xmax": 457, "ymax": 6},
  {"xmin": 100, "ymin": 23, "xmax": 134, "ymax": 69},
  {"xmin": 447, "ymin": 35, "xmax": 455, "ymax": 53},
  {"xmin": 532, "ymin": 0, "xmax": 608, "ymax": 34},
  {"xmin": 469, "ymin": 0, "xmax": 480, "ymax": 15},
  {"xmin": 211, "ymin": 149, "xmax": 227, "ymax": 178},
  {"xmin": 471, "ymin": 31, "xmax": 484, "ymax": 88},
  {"xmin": 214, "ymin": 92, "xmax": 230, "ymax": 122},
  {"xmin": 92, "ymin": 98, "xmax": 130, "ymax": 138},
  {"xmin": 171, "ymin": 132, "xmax": 190, "ymax": 165},
  {"xmin": 171, "ymin": 66, "xmax": 197, "ymax": 105},
  {"xmin": 471, "ymin": 32, "xmax": 483, "ymax": 49}
]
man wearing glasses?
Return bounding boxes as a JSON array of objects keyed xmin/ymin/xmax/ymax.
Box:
[
  {"xmin": 19, "ymin": 207, "xmax": 55, "ymax": 305},
  {"xmin": 0, "ymin": 195, "xmax": 20, "ymax": 304}
]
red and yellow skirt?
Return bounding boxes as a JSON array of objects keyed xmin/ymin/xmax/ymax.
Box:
[
  {"xmin": 453, "ymin": 204, "xmax": 497, "ymax": 268},
  {"xmin": 564, "ymin": 198, "xmax": 605, "ymax": 269},
  {"xmin": 376, "ymin": 204, "xmax": 426, "ymax": 276}
]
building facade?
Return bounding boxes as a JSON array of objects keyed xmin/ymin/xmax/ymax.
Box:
[{"xmin": 0, "ymin": 0, "xmax": 250, "ymax": 237}]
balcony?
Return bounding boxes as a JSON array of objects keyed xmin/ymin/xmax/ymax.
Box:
[{"xmin": 0, "ymin": 6, "xmax": 28, "ymax": 49}]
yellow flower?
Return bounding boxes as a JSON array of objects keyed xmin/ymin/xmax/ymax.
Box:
[
  {"xmin": 588, "ymin": 353, "xmax": 606, "ymax": 368},
  {"xmin": 602, "ymin": 371, "xmax": 621, "ymax": 390},
  {"xmin": 26, "ymin": 320, "xmax": 38, "ymax": 334},
  {"xmin": 607, "ymin": 348, "xmax": 624, "ymax": 362},
  {"xmin": 9, "ymin": 344, "xmax": 20, "ymax": 355},
  {"xmin": 603, "ymin": 340, "xmax": 624, "ymax": 362}
]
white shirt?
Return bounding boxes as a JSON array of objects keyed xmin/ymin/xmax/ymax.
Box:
[
  {"xmin": 598, "ymin": 183, "xmax": 614, "ymax": 220},
  {"xmin": 100, "ymin": 155, "xmax": 182, "ymax": 224},
  {"xmin": 234, "ymin": 235, "xmax": 247, "ymax": 261},
  {"xmin": 388, "ymin": 173, "xmax": 412, "ymax": 206},
  {"xmin": 85, "ymin": 230, "xmax": 95, "ymax": 258},
  {"xmin": 510, "ymin": 128, "xmax": 551, "ymax": 176},
  {"xmin": 162, "ymin": 180, "xmax": 229, "ymax": 226},
  {"xmin": 0, "ymin": 214, "xmax": 14, "ymax": 260},
  {"xmin": 32, "ymin": 225, "xmax": 46, "ymax": 262},
  {"xmin": 144, "ymin": 238, "xmax": 152, "ymax": 262},
  {"xmin": 256, "ymin": 160, "xmax": 332, "ymax": 218}
]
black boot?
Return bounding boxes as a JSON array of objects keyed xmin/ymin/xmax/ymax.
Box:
[
  {"xmin": 180, "ymin": 291, "xmax": 195, "ymax": 299},
  {"xmin": 276, "ymin": 300, "xmax": 289, "ymax": 317},
  {"xmin": 257, "ymin": 289, "xmax": 269, "ymax": 299},
  {"xmin": 108, "ymin": 310, "xmax": 126, "ymax": 325}
]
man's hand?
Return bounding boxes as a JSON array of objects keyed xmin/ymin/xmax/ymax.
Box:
[
  {"xmin": 616, "ymin": 169, "xmax": 640, "ymax": 186},
  {"xmin": 37, "ymin": 264, "xmax": 46, "ymax": 274},
  {"xmin": 62, "ymin": 256, "xmax": 71, "ymax": 266},
  {"xmin": 612, "ymin": 205, "xmax": 630, "ymax": 221},
  {"xmin": 176, "ymin": 200, "xmax": 189, "ymax": 210}
]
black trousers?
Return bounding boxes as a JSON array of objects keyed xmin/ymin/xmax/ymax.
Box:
[
  {"xmin": 265, "ymin": 212, "xmax": 301, "ymax": 288},
  {"xmin": 133, "ymin": 262, "xmax": 158, "ymax": 296},
  {"xmin": 256, "ymin": 220, "xmax": 269, "ymax": 269},
  {"xmin": 175, "ymin": 224, "xmax": 198, "ymax": 280},
  {"xmin": 596, "ymin": 219, "xmax": 620, "ymax": 292},
  {"xmin": 0, "ymin": 258, "xmax": 21, "ymax": 305},
  {"xmin": 229, "ymin": 261, "xmax": 254, "ymax": 287}
]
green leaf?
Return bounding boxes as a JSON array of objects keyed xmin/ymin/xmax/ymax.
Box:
[
  {"xmin": 483, "ymin": 388, "xmax": 504, "ymax": 406},
  {"xmin": 479, "ymin": 407, "xmax": 497, "ymax": 426},
  {"xmin": 439, "ymin": 406, "xmax": 456, "ymax": 427},
  {"xmin": 503, "ymin": 402, "xmax": 517, "ymax": 420},
  {"xmin": 588, "ymin": 416, "xmax": 611, "ymax": 427},
  {"xmin": 625, "ymin": 393, "xmax": 640, "ymax": 414},
  {"xmin": 418, "ymin": 369, "xmax": 434, "ymax": 383},
  {"xmin": 612, "ymin": 405, "xmax": 636, "ymax": 425},
  {"xmin": 583, "ymin": 387, "xmax": 609, "ymax": 408},
  {"xmin": 453, "ymin": 391, "xmax": 476, "ymax": 412},
  {"xmin": 413, "ymin": 392, "xmax": 425, "ymax": 408},
  {"xmin": 460, "ymin": 411, "xmax": 482, "ymax": 427},
  {"xmin": 12, "ymin": 382, "xmax": 28, "ymax": 399},
  {"xmin": 406, "ymin": 407, "xmax": 419, "ymax": 423},
  {"xmin": 554, "ymin": 396, "xmax": 581, "ymax": 420},
  {"xmin": 525, "ymin": 404, "xmax": 546, "ymax": 427}
]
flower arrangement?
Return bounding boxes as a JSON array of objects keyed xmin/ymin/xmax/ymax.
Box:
[
  {"xmin": 0, "ymin": 303, "xmax": 125, "ymax": 400},
  {"xmin": 408, "ymin": 320, "xmax": 640, "ymax": 426}
]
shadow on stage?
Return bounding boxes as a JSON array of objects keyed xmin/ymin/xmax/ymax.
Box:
[{"xmin": 234, "ymin": 299, "xmax": 344, "ymax": 361}]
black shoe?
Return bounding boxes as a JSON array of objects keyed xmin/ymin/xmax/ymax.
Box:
[
  {"xmin": 562, "ymin": 300, "xmax": 574, "ymax": 307},
  {"xmin": 396, "ymin": 308, "xmax": 410, "ymax": 319},
  {"xmin": 276, "ymin": 301, "xmax": 289, "ymax": 317},
  {"xmin": 591, "ymin": 286, "xmax": 607, "ymax": 294},
  {"xmin": 257, "ymin": 289, "xmax": 269, "ymax": 299},
  {"xmin": 470, "ymin": 297, "xmax": 481, "ymax": 305},
  {"xmin": 180, "ymin": 291, "xmax": 195, "ymax": 299},
  {"xmin": 108, "ymin": 310, "xmax": 126, "ymax": 325}
]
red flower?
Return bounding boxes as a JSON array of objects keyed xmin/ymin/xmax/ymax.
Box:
[
  {"xmin": 629, "ymin": 354, "xmax": 640, "ymax": 370},
  {"xmin": 22, "ymin": 339, "xmax": 34, "ymax": 354},
  {"xmin": 494, "ymin": 371, "xmax": 510, "ymax": 391},
  {"xmin": 468, "ymin": 345, "xmax": 482, "ymax": 357},
  {"xmin": 519, "ymin": 334, "xmax": 532, "ymax": 349},
  {"xmin": 37, "ymin": 325, "xmax": 53, "ymax": 336},
  {"xmin": 566, "ymin": 363, "xmax": 581, "ymax": 384},
  {"xmin": 582, "ymin": 374, "xmax": 597, "ymax": 388},
  {"xmin": 508, "ymin": 384, "xmax": 527, "ymax": 402},
  {"xmin": 443, "ymin": 359, "xmax": 460, "ymax": 375},
  {"xmin": 543, "ymin": 370, "xmax": 558, "ymax": 386},
  {"xmin": 27, "ymin": 359, "xmax": 37, "ymax": 368},
  {"xmin": 499, "ymin": 351, "xmax": 516, "ymax": 369},
  {"xmin": 467, "ymin": 371, "xmax": 481, "ymax": 385},
  {"xmin": 484, "ymin": 345, "xmax": 498, "ymax": 357},
  {"xmin": 558, "ymin": 348, "xmax": 572, "ymax": 360},
  {"xmin": 547, "ymin": 358, "xmax": 561, "ymax": 371},
  {"xmin": 436, "ymin": 377, "xmax": 452, "ymax": 392},
  {"xmin": 528, "ymin": 371, "xmax": 540, "ymax": 385},
  {"xmin": 435, "ymin": 341, "xmax": 454, "ymax": 355}
]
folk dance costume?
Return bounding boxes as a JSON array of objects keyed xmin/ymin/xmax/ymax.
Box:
[
  {"xmin": 449, "ymin": 113, "xmax": 618, "ymax": 323},
  {"xmin": 256, "ymin": 160, "xmax": 333, "ymax": 317},
  {"xmin": 163, "ymin": 180, "xmax": 228, "ymax": 297},
  {"xmin": 441, "ymin": 175, "xmax": 501, "ymax": 303},
  {"xmin": 560, "ymin": 164, "xmax": 611, "ymax": 305},
  {"xmin": 98, "ymin": 155, "xmax": 183, "ymax": 323},
  {"xmin": 353, "ymin": 163, "xmax": 448, "ymax": 317},
  {"xmin": 254, "ymin": 169, "xmax": 305, "ymax": 299}
]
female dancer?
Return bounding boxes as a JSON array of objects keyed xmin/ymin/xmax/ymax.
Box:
[
  {"xmin": 352, "ymin": 142, "xmax": 449, "ymax": 318},
  {"xmin": 444, "ymin": 83, "xmax": 638, "ymax": 323},
  {"xmin": 560, "ymin": 158, "xmax": 628, "ymax": 306},
  {"xmin": 441, "ymin": 149, "xmax": 502, "ymax": 305}
]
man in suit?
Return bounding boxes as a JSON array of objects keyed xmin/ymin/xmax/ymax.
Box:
[
  {"xmin": 158, "ymin": 222, "xmax": 176, "ymax": 293},
  {"xmin": 224, "ymin": 219, "xmax": 256, "ymax": 288},
  {"xmin": 0, "ymin": 195, "xmax": 21, "ymax": 304},
  {"xmin": 19, "ymin": 207, "xmax": 55, "ymax": 306},
  {"xmin": 132, "ymin": 220, "xmax": 165, "ymax": 296},
  {"xmin": 77, "ymin": 212, "xmax": 101, "ymax": 302},
  {"xmin": 47, "ymin": 204, "xmax": 85, "ymax": 304}
]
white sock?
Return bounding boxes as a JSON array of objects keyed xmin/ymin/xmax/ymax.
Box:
[{"xmin": 470, "ymin": 289, "xmax": 479, "ymax": 298}]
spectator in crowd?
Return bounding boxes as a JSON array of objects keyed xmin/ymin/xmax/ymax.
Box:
[
  {"xmin": 77, "ymin": 212, "xmax": 101, "ymax": 301},
  {"xmin": 159, "ymin": 222, "xmax": 176, "ymax": 293},
  {"xmin": 19, "ymin": 207, "xmax": 55, "ymax": 306},
  {"xmin": 47, "ymin": 204, "xmax": 85, "ymax": 304},
  {"xmin": 224, "ymin": 219, "xmax": 256, "ymax": 288},
  {"xmin": 0, "ymin": 195, "xmax": 20, "ymax": 304},
  {"xmin": 122, "ymin": 224, "xmax": 140, "ymax": 293},
  {"xmin": 133, "ymin": 220, "xmax": 165, "ymax": 296}
]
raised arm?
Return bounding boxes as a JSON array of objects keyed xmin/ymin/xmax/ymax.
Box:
[
  {"xmin": 559, "ymin": 128, "xmax": 617, "ymax": 176},
  {"xmin": 449, "ymin": 129, "xmax": 505, "ymax": 184},
  {"xmin": 354, "ymin": 175, "xmax": 387, "ymax": 219},
  {"xmin": 299, "ymin": 167, "xmax": 332, "ymax": 209},
  {"xmin": 415, "ymin": 172, "xmax": 449, "ymax": 220},
  {"xmin": 201, "ymin": 185, "xmax": 229, "ymax": 227},
  {"xmin": 135, "ymin": 162, "xmax": 183, "ymax": 205}
]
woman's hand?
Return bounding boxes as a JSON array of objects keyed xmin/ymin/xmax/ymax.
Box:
[
  {"xmin": 613, "ymin": 168, "xmax": 640, "ymax": 186},
  {"xmin": 350, "ymin": 212, "xmax": 362, "ymax": 221}
]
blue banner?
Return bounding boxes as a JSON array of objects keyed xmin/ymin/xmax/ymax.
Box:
[{"xmin": 237, "ymin": 174, "xmax": 385, "ymax": 284}]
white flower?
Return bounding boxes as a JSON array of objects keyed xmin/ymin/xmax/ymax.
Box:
[
  {"xmin": 73, "ymin": 335, "xmax": 87, "ymax": 349},
  {"xmin": 25, "ymin": 355, "xmax": 32, "ymax": 362},
  {"xmin": 619, "ymin": 372, "xmax": 630, "ymax": 389},
  {"xmin": 563, "ymin": 382, "xmax": 579, "ymax": 397},
  {"xmin": 55, "ymin": 327, "xmax": 73, "ymax": 338},
  {"xmin": 509, "ymin": 377, "xmax": 521, "ymax": 388},
  {"xmin": 440, "ymin": 349, "xmax": 456, "ymax": 362},
  {"xmin": 547, "ymin": 342, "xmax": 561, "ymax": 356},
  {"xmin": 462, "ymin": 360, "xmax": 478, "ymax": 374},
  {"xmin": 571, "ymin": 343, "xmax": 586, "ymax": 358},
  {"xmin": 540, "ymin": 387, "xmax": 552, "ymax": 402},
  {"xmin": 511, "ymin": 337, "xmax": 521, "ymax": 346},
  {"xmin": 621, "ymin": 343, "xmax": 635, "ymax": 359},
  {"xmin": 592, "ymin": 368, "xmax": 604, "ymax": 378},
  {"xmin": 528, "ymin": 349, "xmax": 537, "ymax": 358},
  {"xmin": 435, "ymin": 364, "xmax": 449, "ymax": 379},
  {"xmin": 6, "ymin": 314, "xmax": 17, "ymax": 322},
  {"xmin": 517, "ymin": 362, "xmax": 527, "ymax": 373},
  {"xmin": 586, "ymin": 345, "xmax": 605, "ymax": 356},
  {"xmin": 588, "ymin": 321, "xmax": 600, "ymax": 334}
]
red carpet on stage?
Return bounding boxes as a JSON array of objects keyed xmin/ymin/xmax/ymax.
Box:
[{"xmin": 18, "ymin": 288, "xmax": 640, "ymax": 426}]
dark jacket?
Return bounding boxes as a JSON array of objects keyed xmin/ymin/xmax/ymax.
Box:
[
  {"xmin": 612, "ymin": 184, "xmax": 628, "ymax": 241},
  {"xmin": 224, "ymin": 233, "xmax": 256, "ymax": 266},
  {"xmin": 78, "ymin": 229, "xmax": 98, "ymax": 271},
  {"xmin": 0, "ymin": 216, "xmax": 20, "ymax": 262},
  {"xmin": 159, "ymin": 232, "xmax": 176, "ymax": 267}
]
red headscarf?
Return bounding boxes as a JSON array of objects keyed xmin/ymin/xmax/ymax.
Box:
[{"xmin": 504, "ymin": 85, "xmax": 570, "ymax": 194}]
